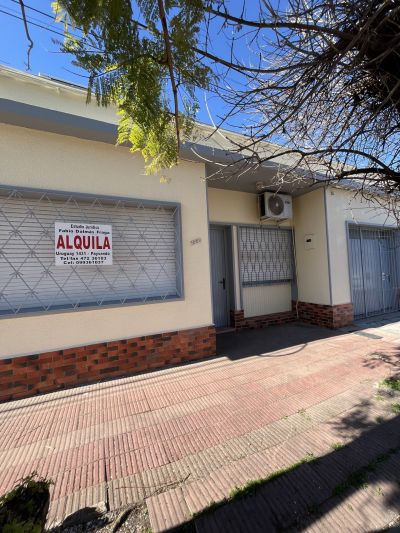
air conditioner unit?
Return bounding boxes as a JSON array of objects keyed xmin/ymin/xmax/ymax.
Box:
[{"xmin": 259, "ymin": 192, "xmax": 292, "ymax": 220}]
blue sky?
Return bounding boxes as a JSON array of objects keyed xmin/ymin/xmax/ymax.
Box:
[
  {"xmin": 0, "ymin": 0, "xmax": 261, "ymax": 127},
  {"xmin": 0, "ymin": 1, "xmax": 87, "ymax": 80}
]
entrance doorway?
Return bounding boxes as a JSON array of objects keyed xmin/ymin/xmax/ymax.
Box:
[{"xmin": 210, "ymin": 225, "xmax": 231, "ymax": 327}]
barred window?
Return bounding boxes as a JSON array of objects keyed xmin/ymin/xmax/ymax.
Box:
[
  {"xmin": 239, "ymin": 226, "xmax": 293, "ymax": 286},
  {"xmin": 0, "ymin": 187, "xmax": 182, "ymax": 315}
]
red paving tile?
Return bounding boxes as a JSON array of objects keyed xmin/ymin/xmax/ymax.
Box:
[{"xmin": 0, "ymin": 322, "xmax": 399, "ymax": 528}]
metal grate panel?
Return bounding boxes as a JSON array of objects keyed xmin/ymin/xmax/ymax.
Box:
[
  {"xmin": 0, "ymin": 187, "xmax": 182, "ymax": 315},
  {"xmin": 348, "ymin": 224, "xmax": 400, "ymax": 318},
  {"xmin": 239, "ymin": 226, "xmax": 293, "ymax": 286}
]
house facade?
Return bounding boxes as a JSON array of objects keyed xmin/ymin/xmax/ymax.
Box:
[{"xmin": 0, "ymin": 66, "xmax": 398, "ymax": 401}]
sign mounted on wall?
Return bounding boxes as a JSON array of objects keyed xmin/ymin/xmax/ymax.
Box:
[{"xmin": 55, "ymin": 222, "xmax": 113, "ymax": 266}]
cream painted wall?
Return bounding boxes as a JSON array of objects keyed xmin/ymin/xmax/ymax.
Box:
[
  {"xmin": 326, "ymin": 187, "xmax": 398, "ymax": 305},
  {"xmin": 0, "ymin": 69, "xmax": 119, "ymax": 124},
  {"xmin": 292, "ymin": 188, "xmax": 331, "ymax": 305},
  {"xmin": 243, "ymin": 285, "xmax": 292, "ymax": 317},
  {"xmin": 208, "ymin": 187, "xmax": 291, "ymax": 227},
  {"xmin": 0, "ymin": 123, "xmax": 212, "ymax": 358},
  {"xmin": 208, "ymin": 187, "xmax": 260, "ymax": 225},
  {"xmin": 208, "ymin": 187, "xmax": 292, "ymax": 317}
]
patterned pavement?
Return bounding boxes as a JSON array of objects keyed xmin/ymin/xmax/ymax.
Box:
[{"xmin": 0, "ymin": 319, "xmax": 400, "ymax": 531}]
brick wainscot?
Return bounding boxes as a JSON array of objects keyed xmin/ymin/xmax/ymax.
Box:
[
  {"xmin": 230, "ymin": 302, "xmax": 354, "ymax": 331},
  {"xmin": 295, "ymin": 301, "xmax": 354, "ymax": 329},
  {"xmin": 230, "ymin": 309, "xmax": 295, "ymax": 329},
  {"xmin": 0, "ymin": 325, "xmax": 216, "ymax": 402}
]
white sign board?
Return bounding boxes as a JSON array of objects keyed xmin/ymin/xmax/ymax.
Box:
[{"xmin": 55, "ymin": 222, "xmax": 112, "ymax": 266}]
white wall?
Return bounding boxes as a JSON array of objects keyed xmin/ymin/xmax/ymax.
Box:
[
  {"xmin": 326, "ymin": 187, "xmax": 398, "ymax": 305},
  {"xmin": 208, "ymin": 187, "xmax": 292, "ymax": 317},
  {"xmin": 0, "ymin": 123, "xmax": 212, "ymax": 357},
  {"xmin": 292, "ymin": 188, "xmax": 331, "ymax": 305}
]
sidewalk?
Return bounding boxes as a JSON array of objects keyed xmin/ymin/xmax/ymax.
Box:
[{"xmin": 0, "ymin": 320, "xmax": 399, "ymax": 531}]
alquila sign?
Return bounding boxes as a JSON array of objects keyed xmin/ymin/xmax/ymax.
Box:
[{"xmin": 55, "ymin": 222, "xmax": 113, "ymax": 266}]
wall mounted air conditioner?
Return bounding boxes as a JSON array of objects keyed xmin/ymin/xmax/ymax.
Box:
[{"xmin": 259, "ymin": 192, "xmax": 293, "ymax": 220}]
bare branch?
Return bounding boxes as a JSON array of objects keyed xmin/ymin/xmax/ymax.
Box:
[
  {"xmin": 206, "ymin": 7, "xmax": 354, "ymax": 39},
  {"xmin": 18, "ymin": 0, "xmax": 33, "ymax": 70},
  {"xmin": 204, "ymin": 0, "xmax": 400, "ymax": 199}
]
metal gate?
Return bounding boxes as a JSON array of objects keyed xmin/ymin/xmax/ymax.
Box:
[{"xmin": 348, "ymin": 224, "xmax": 400, "ymax": 318}]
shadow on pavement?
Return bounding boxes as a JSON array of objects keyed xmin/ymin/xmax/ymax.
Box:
[
  {"xmin": 1, "ymin": 322, "xmax": 348, "ymax": 415},
  {"xmin": 217, "ymin": 321, "xmax": 344, "ymax": 360},
  {"xmin": 193, "ymin": 410, "xmax": 400, "ymax": 532},
  {"xmin": 353, "ymin": 311, "xmax": 400, "ymax": 331}
]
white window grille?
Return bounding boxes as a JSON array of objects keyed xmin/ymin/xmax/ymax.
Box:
[
  {"xmin": 239, "ymin": 226, "xmax": 293, "ymax": 286},
  {"xmin": 0, "ymin": 187, "xmax": 183, "ymax": 315}
]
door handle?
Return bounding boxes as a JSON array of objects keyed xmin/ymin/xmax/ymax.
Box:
[{"xmin": 219, "ymin": 277, "xmax": 226, "ymax": 290}]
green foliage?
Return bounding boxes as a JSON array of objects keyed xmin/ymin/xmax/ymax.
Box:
[
  {"xmin": 332, "ymin": 448, "xmax": 397, "ymax": 497},
  {"xmin": 192, "ymin": 452, "xmax": 318, "ymax": 521},
  {"xmin": 381, "ymin": 378, "xmax": 400, "ymax": 392},
  {"xmin": 52, "ymin": 0, "xmax": 210, "ymax": 173},
  {"xmin": 391, "ymin": 403, "xmax": 400, "ymax": 414},
  {"xmin": 0, "ymin": 473, "xmax": 53, "ymax": 533}
]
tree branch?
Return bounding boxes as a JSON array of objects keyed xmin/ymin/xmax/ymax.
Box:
[
  {"xmin": 192, "ymin": 46, "xmax": 312, "ymax": 75},
  {"xmin": 18, "ymin": 0, "xmax": 33, "ymax": 70},
  {"xmin": 206, "ymin": 7, "xmax": 354, "ymax": 39},
  {"xmin": 157, "ymin": 0, "xmax": 180, "ymax": 150}
]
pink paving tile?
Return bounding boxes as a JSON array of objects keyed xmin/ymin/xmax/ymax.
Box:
[
  {"xmin": 147, "ymin": 488, "xmax": 191, "ymax": 533},
  {"xmin": 0, "ymin": 323, "xmax": 399, "ymax": 529}
]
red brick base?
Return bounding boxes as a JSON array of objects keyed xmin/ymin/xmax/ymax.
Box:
[
  {"xmin": 230, "ymin": 309, "xmax": 296, "ymax": 329},
  {"xmin": 230, "ymin": 301, "xmax": 354, "ymax": 331},
  {"xmin": 0, "ymin": 325, "xmax": 216, "ymax": 403},
  {"xmin": 294, "ymin": 301, "xmax": 354, "ymax": 328}
]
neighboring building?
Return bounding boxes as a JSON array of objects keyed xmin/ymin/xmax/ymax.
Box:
[{"xmin": 0, "ymin": 66, "xmax": 398, "ymax": 401}]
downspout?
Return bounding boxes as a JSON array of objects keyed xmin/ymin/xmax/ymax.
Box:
[{"xmin": 323, "ymin": 187, "xmax": 334, "ymax": 306}]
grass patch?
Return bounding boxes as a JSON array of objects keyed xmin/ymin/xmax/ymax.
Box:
[
  {"xmin": 188, "ymin": 445, "xmax": 400, "ymax": 530},
  {"xmin": 380, "ymin": 378, "xmax": 400, "ymax": 392},
  {"xmin": 333, "ymin": 471, "xmax": 366, "ymax": 496},
  {"xmin": 391, "ymin": 403, "xmax": 400, "ymax": 414},
  {"xmin": 229, "ymin": 453, "xmax": 316, "ymax": 500},
  {"xmin": 331, "ymin": 442, "xmax": 344, "ymax": 451},
  {"xmin": 192, "ymin": 453, "xmax": 317, "ymax": 520},
  {"xmin": 332, "ymin": 448, "xmax": 397, "ymax": 497},
  {"xmin": 375, "ymin": 393, "xmax": 385, "ymax": 402}
]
